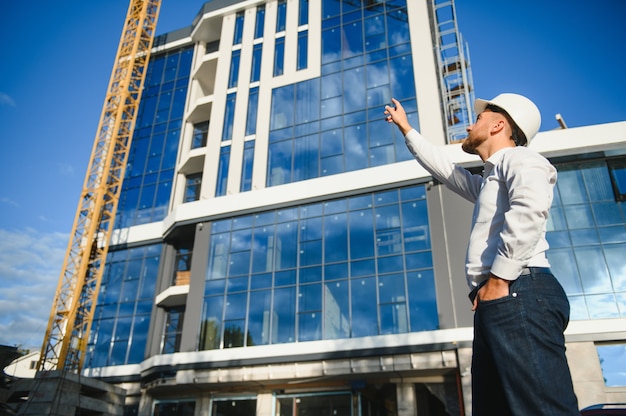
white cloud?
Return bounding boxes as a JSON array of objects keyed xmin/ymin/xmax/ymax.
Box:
[
  {"xmin": 0, "ymin": 92, "xmax": 16, "ymax": 107},
  {"xmin": 0, "ymin": 197, "xmax": 20, "ymax": 208},
  {"xmin": 0, "ymin": 228, "xmax": 68, "ymax": 350},
  {"xmin": 56, "ymin": 162, "xmax": 75, "ymax": 176}
]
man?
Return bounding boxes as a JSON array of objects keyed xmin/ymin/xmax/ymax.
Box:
[{"xmin": 384, "ymin": 94, "xmax": 579, "ymax": 415}]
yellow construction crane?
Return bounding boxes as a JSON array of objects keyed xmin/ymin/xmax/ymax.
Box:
[{"xmin": 37, "ymin": 0, "xmax": 161, "ymax": 373}]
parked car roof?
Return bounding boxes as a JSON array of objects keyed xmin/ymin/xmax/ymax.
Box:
[{"xmin": 581, "ymin": 404, "xmax": 626, "ymax": 415}]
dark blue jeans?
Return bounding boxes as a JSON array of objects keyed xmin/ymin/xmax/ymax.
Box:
[{"xmin": 470, "ymin": 268, "xmax": 580, "ymax": 415}]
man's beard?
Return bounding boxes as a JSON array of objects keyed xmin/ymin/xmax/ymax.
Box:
[{"xmin": 461, "ymin": 132, "xmax": 486, "ymax": 155}]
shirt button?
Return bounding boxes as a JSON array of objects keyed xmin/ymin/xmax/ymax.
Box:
[{"xmin": 512, "ymin": 292, "xmax": 517, "ymax": 297}]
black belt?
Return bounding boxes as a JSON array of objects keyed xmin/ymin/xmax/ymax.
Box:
[{"xmin": 519, "ymin": 267, "xmax": 552, "ymax": 276}]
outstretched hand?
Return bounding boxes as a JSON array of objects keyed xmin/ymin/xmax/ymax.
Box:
[{"xmin": 384, "ymin": 98, "xmax": 412, "ymax": 136}]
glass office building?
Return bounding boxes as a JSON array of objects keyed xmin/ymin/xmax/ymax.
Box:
[{"xmin": 82, "ymin": 1, "xmax": 626, "ymax": 414}]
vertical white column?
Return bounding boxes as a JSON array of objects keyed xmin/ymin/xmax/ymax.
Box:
[
  {"xmin": 256, "ymin": 391, "xmax": 274, "ymax": 416},
  {"xmin": 396, "ymin": 383, "xmax": 417, "ymax": 416},
  {"xmin": 457, "ymin": 347, "xmax": 473, "ymax": 416}
]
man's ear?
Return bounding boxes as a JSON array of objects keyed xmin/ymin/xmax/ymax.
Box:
[{"xmin": 490, "ymin": 118, "xmax": 506, "ymax": 135}]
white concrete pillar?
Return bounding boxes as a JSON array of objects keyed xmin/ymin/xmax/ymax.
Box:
[
  {"xmin": 256, "ymin": 391, "xmax": 274, "ymax": 416},
  {"xmin": 396, "ymin": 383, "xmax": 417, "ymax": 416},
  {"xmin": 457, "ymin": 347, "xmax": 473, "ymax": 416}
]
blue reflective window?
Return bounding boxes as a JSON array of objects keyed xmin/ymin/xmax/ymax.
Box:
[
  {"xmin": 349, "ymin": 209, "xmax": 375, "ymax": 259},
  {"xmin": 276, "ymin": 0, "xmax": 287, "ymax": 32},
  {"xmin": 298, "ymin": 0, "xmax": 309, "ymax": 26},
  {"xmin": 233, "ymin": 12, "xmax": 244, "ymax": 45},
  {"xmin": 184, "ymin": 173, "xmax": 202, "ymax": 202},
  {"xmin": 270, "ymin": 84, "xmax": 294, "ymax": 130},
  {"xmin": 248, "ymin": 290, "xmax": 271, "ymax": 345},
  {"xmin": 325, "ymin": 213, "xmax": 348, "ymax": 263},
  {"xmin": 267, "ymin": 140, "xmax": 292, "ymax": 186},
  {"xmin": 200, "ymin": 185, "xmax": 436, "ymax": 350},
  {"xmin": 246, "ymin": 87, "xmax": 259, "ymax": 135},
  {"xmin": 215, "ymin": 145, "xmax": 231, "ymax": 197},
  {"xmin": 297, "ymin": 30, "xmax": 308, "ymax": 70},
  {"xmin": 254, "ymin": 6, "xmax": 265, "ymax": 39},
  {"xmin": 117, "ymin": 47, "xmax": 192, "ymax": 228},
  {"xmin": 192, "ymin": 121, "xmax": 208, "ymax": 149},
  {"xmin": 351, "ymin": 277, "xmax": 378, "ymax": 337},
  {"xmin": 199, "ymin": 295, "xmax": 223, "ymax": 349},
  {"xmin": 85, "ymin": 244, "xmax": 160, "ymax": 368},
  {"xmin": 273, "ymin": 286, "xmax": 296, "ymax": 343},
  {"xmin": 268, "ymin": 43, "xmax": 414, "ymax": 186},
  {"xmin": 324, "ymin": 280, "xmax": 349, "ymax": 339},
  {"xmin": 269, "ymin": 0, "xmax": 416, "ymax": 186},
  {"xmin": 407, "ymin": 270, "xmax": 438, "ymax": 331},
  {"xmin": 387, "ymin": 9, "xmax": 409, "ymax": 46},
  {"xmin": 296, "ymin": 79, "xmax": 320, "ymax": 124},
  {"xmin": 389, "ymin": 55, "xmax": 416, "ymax": 100},
  {"xmin": 241, "ymin": 141, "xmax": 255, "ymax": 193},
  {"xmin": 342, "ymin": 67, "xmax": 366, "ymax": 113},
  {"xmin": 222, "ymin": 93, "xmax": 236, "ymax": 141},
  {"xmin": 250, "ymin": 44, "xmax": 262, "ymax": 83},
  {"xmin": 274, "ymin": 37, "xmax": 285, "ymax": 76},
  {"xmin": 547, "ymin": 159, "xmax": 626, "ymax": 320},
  {"xmin": 342, "ymin": 21, "xmax": 363, "ymax": 58},
  {"xmin": 608, "ymin": 158, "xmax": 626, "ymax": 200},
  {"xmin": 322, "ymin": 28, "xmax": 341, "ymax": 64},
  {"xmin": 276, "ymin": 222, "xmax": 298, "ymax": 269},
  {"xmin": 162, "ymin": 306, "xmax": 184, "ymax": 354},
  {"xmin": 228, "ymin": 50, "xmax": 241, "ymax": 88},
  {"xmin": 322, "ymin": 0, "xmax": 340, "ymax": 19},
  {"xmin": 293, "ymin": 134, "xmax": 319, "ymax": 182}
]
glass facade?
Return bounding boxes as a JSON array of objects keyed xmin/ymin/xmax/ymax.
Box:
[
  {"xmin": 199, "ymin": 185, "xmax": 437, "ymax": 350},
  {"xmin": 115, "ymin": 46, "xmax": 193, "ymax": 228},
  {"xmin": 86, "ymin": 244, "xmax": 161, "ymax": 367},
  {"xmin": 267, "ymin": 0, "xmax": 416, "ymax": 187},
  {"xmin": 84, "ymin": 3, "xmax": 626, "ymax": 395},
  {"xmin": 547, "ymin": 158, "xmax": 626, "ymax": 320}
]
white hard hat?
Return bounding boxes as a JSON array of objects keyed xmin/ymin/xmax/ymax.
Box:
[{"xmin": 474, "ymin": 93, "xmax": 541, "ymax": 145}]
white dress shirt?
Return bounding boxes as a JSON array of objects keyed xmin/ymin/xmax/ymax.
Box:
[{"xmin": 404, "ymin": 129, "xmax": 556, "ymax": 288}]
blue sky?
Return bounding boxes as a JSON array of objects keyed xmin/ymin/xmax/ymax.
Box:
[{"xmin": 0, "ymin": 0, "xmax": 625, "ymax": 350}]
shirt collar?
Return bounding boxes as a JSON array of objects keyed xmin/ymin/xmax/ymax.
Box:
[{"xmin": 483, "ymin": 147, "xmax": 515, "ymax": 177}]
